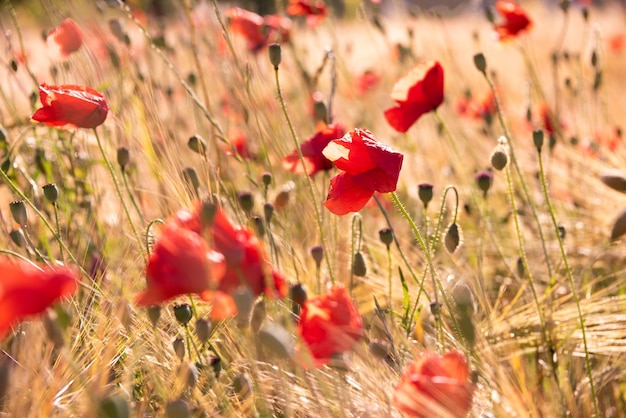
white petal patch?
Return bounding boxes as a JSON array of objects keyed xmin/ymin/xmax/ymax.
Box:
[{"xmin": 322, "ymin": 141, "xmax": 349, "ymax": 162}]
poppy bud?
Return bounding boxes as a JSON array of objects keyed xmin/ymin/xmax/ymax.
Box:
[
  {"xmin": 274, "ymin": 189, "xmax": 290, "ymax": 210},
  {"xmin": 517, "ymin": 257, "xmax": 525, "ymax": 277},
  {"xmin": 200, "ymin": 200, "xmax": 217, "ymax": 227},
  {"xmin": 43, "ymin": 183, "xmax": 59, "ymax": 204},
  {"xmin": 250, "ymin": 299, "xmax": 266, "ymax": 334},
  {"xmin": 165, "ymin": 399, "xmax": 190, "ymax": 418},
  {"xmin": 418, "ymin": 183, "xmax": 434, "ymax": 209},
  {"xmin": 593, "ymin": 71, "xmax": 602, "ymax": 91},
  {"xmin": 193, "ymin": 318, "xmax": 210, "ymax": 344},
  {"xmin": 177, "ymin": 362, "xmax": 198, "ymax": 389},
  {"xmin": 559, "ymin": 0, "xmax": 570, "ymax": 13},
  {"xmin": 233, "ymin": 287, "xmax": 254, "ymax": 328},
  {"xmin": 591, "ymin": 49, "xmax": 598, "ymax": 68},
  {"xmin": 310, "ymin": 245, "xmax": 324, "ymax": 268},
  {"xmin": 173, "ymin": 338, "xmax": 185, "ymax": 361},
  {"xmin": 490, "ymin": 144, "xmax": 509, "ymax": 171},
  {"xmin": 269, "ymin": 43, "xmax": 282, "ymax": 69},
  {"xmin": 10, "ymin": 200, "xmax": 27, "ymax": 227},
  {"xmin": 352, "ymin": 251, "xmax": 367, "ymax": 277},
  {"xmin": 263, "ymin": 202, "xmax": 274, "ymax": 223},
  {"xmin": 475, "ymin": 171, "xmax": 493, "ymax": 198},
  {"xmin": 313, "ymin": 100, "xmax": 328, "ymax": 123},
  {"xmin": 485, "ymin": 5, "xmax": 495, "ymax": 23},
  {"xmin": 209, "ymin": 355, "xmax": 222, "ymax": 378},
  {"xmin": 558, "ymin": 225, "xmax": 566, "ymax": 240},
  {"xmin": 473, "ymin": 53, "xmax": 487, "ymax": 74},
  {"xmin": 289, "ymin": 283, "xmax": 308, "ymax": 308},
  {"xmin": 182, "ymin": 167, "xmax": 200, "ymax": 194},
  {"xmin": 238, "ymin": 192, "xmax": 254, "ymax": 215},
  {"xmin": 429, "ymin": 301, "xmax": 442, "ymax": 316},
  {"xmin": 173, "ymin": 303, "xmax": 192, "ymax": 326},
  {"xmin": 98, "ymin": 394, "xmax": 130, "ymax": 418},
  {"xmin": 261, "ymin": 172, "xmax": 272, "ymax": 187},
  {"xmin": 146, "ymin": 305, "xmax": 160, "ymax": 327},
  {"xmin": 116, "ymin": 147, "xmax": 130, "ymax": 172},
  {"xmin": 9, "ymin": 229, "xmax": 26, "ymax": 248},
  {"xmin": 378, "ymin": 228, "xmax": 394, "ymax": 250},
  {"xmin": 10, "ymin": 59, "xmax": 18, "ymax": 72},
  {"xmin": 251, "ymin": 216, "xmax": 265, "ymax": 238},
  {"xmin": 582, "ymin": 7, "xmax": 589, "ymax": 22},
  {"xmin": 533, "ymin": 129, "xmax": 544, "ymax": 153},
  {"xmin": 444, "ymin": 222, "xmax": 461, "ymax": 254},
  {"xmin": 187, "ymin": 135, "xmax": 207, "ymax": 155}
]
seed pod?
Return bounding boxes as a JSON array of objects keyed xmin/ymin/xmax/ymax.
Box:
[
  {"xmin": 147, "ymin": 305, "xmax": 161, "ymax": 327},
  {"xmin": 173, "ymin": 304, "xmax": 192, "ymax": 326},
  {"xmin": 418, "ymin": 183, "xmax": 434, "ymax": 209},
  {"xmin": 533, "ymin": 130, "xmax": 544, "ymax": 153},
  {"xmin": 187, "ymin": 135, "xmax": 207, "ymax": 154},
  {"xmin": 177, "ymin": 362, "xmax": 198, "ymax": 389},
  {"xmin": 43, "ymin": 183, "xmax": 59, "ymax": 204},
  {"xmin": 444, "ymin": 222, "xmax": 461, "ymax": 253},
  {"xmin": 310, "ymin": 245, "xmax": 324, "ymax": 268},
  {"xmin": 237, "ymin": 192, "xmax": 254, "ymax": 215},
  {"xmin": 173, "ymin": 338, "xmax": 185, "ymax": 361},
  {"xmin": 269, "ymin": 43, "xmax": 282, "ymax": 69},
  {"xmin": 473, "ymin": 53, "xmax": 487, "ymax": 74},
  {"xmin": 261, "ymin": 172, "xmax": 272, "ymax": 187},
  {"xmin": 116, "ymin": 147, "xmax": 130, "ymax": 172},
  {"xmin": 610, "ymin": 209, "xmax": 626, "ymax": 241},
  {"xmin": 9, "ymin": 200, "xmax": 27, "ymax": 227},
  {"xmin": 378, "ymin": 228, "xmax": 394, "ymax": 250},
  {"xmin": 195, "ymin": 318, "xmax": 211, "ymax": 344}
]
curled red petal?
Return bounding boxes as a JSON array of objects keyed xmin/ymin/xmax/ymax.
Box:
[{"xmin": 323, "ymin": 172, "xmax": 374, "ymax": 215}]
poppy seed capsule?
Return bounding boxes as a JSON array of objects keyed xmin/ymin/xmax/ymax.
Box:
[
  {"xmin": 261, "ymin": 172, "xmax": 272, "ymax": 187},
  {"xmin": 352, "ymin": 251, "xmax": 367, "ymax": 277},
  {"xmin": 290, "ymin": 283, "xmax": 308, "ymax": 307},
  {"xmin": 269, "ymin": 43, "xmax": 282, "ymax": 69},
  {"xmin": 378, "ymin": 228, "xmax": 394, "ymax": 249},
  {"xmin": 9, "ymin": 200, "xmax": 27, "ymax": 227},
  {"xmin": 173, "ymin": 303, "xmax": 192, "ymax": 326},
  {"xmin": 418, "ymin": 183, "xmax": 434, "ymax": 209},
  {"xmin": 475, "ymin": 171, "xmax": 493, "ymax": 198},
  {"xmin": 490, "ymin": 145, "xmax": 509, "ymax": 171},
  {"xmin": 444, "ymin": 222, "xmax": 461, "ymax": 253},
  {"xmin": 43, "ymin": 183, "xmax": 59, "ymax": 204}
]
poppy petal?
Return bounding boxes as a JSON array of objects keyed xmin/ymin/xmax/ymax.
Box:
[{"xmin": 323, "ymin": 172, "xmax": 374, "ymax": 215}]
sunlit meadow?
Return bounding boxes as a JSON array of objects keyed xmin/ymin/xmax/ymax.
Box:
[{"xmin": 1, "ymin": 0, "xmax": 626, "ymax": 416}]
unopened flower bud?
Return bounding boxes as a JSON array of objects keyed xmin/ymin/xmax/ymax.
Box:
[
  {"xmin": 195, "ymin": 318, "xmax": 211, "ymax": 344},
  {"xmin": 252, "ymin": 215, "xmax": 265, "ymax": 238},
  {"xmin": 269, "ymin": 43, "xmax": 282, "ymax": 69},
  {"xmin": 490, "ymin": 144, "xmax": 509, "ymax": 171},
  {"xmin": 173, "ymin": 338, "xmax": 185, "ymax": 361},
  {"xmin": 473, "ymin": 53, "xmax": 487, "ymax": 74},
  {"xmin": 200, "ymin": 200, "xmax": 217, "ymax": 227},
  {"xmin": 310, "ymin": 245, "xmax": 324, "ymax": 268},
  {"xmin": 250, "ymin": 299, "xmax": 266, "ymax": 334},
  {"xmin": 444, "ymin": 222, "xmax": 461, "ymax": 254},
  {"xmin": 9, "ymin": 229, "xmax": 26, "ymax": 248},
  {"xmin": 237, "ymin": 192, "xmax": 254, "ymax": 215},
  {"xmin": 116, "ymin": 147, "xmax": 130, "ymax": 172},
  {"xmin": 352, "ymin": 251, "xmax": 367, "ymax": 277},
  {"xmin": 147, "ymin": 305, "xmax": 161, "ymax": 327},
  {"xmin": 263, "ymin": 202, "xmax": 274, "ymax": 223},
  {"xmin": 182, "ymin": 167, "xmax": 200, "ymax": 193},
  {"xmin": 289, "ymin": 283, "xmax": 308, "ymax": 308},
  {"xmin": 261, "ymin": 172, "xmax": 272, "ymax": 187},
  {"xmin": 187, "ymin": 135, "xmax": 207, "ymax": 155},
  {"xmin": 533, "ymin": 129, "xmax": 544, "ymax": 153},
  {"xmin": 475, "ymin": 171, "xmax": 493, "ymax": 198}
]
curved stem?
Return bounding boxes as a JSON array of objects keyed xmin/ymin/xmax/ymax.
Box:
[{"xmin": 273, "ymin": 65, "xmax": 334, "ymax": 283}]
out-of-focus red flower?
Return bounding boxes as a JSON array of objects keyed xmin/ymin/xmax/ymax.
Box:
[
  {"xmin": 210, "ymin": 207, "xmax": 287, "ymax": 298},
  {"xmin": 172, "ymin": 205, "xmax": 287, "ymax": 297},
  {"xmin": 322, "ymin": 129, "xmax": 403, "ymax": 215},
  {"xmin": 456, "ymin": 90, "xmax": 496, "ymax": 121},
  {"xmin": 46, "ymin": 18, "xmax": 83, "ymax": 60},
  {"xmin": 283, "ymin": 122, "xmax": 346, "ymax": 176},
  {"xmin": 135, "ymin": 221, "xmax": 224, "ymax": 307},
  {"xmin": 538, "ymin": 103, "xmax": 558, "ymax": 137},
  {"xmin": 609, "ymin": 33, "xmax": 625, "ymax": 54},
  {"xmin": 287, "ymin": 0, "xmax": 328, "ymax": 26},
  {"xmin": 354, "ymin": 70, "xmax": 381, "ymax": 96},
  {"xmin": 494, "ymin": 1, "xmax": 532, "ymax": 42},
  {"xmin": 384, "ymin": 61, "xmax": 444, "ymax": 133},
  {"xmin": 31, "ymin": 83, "xmax": 109, "ymax": 129},
  {"xmin": 297, "ymin": 285, "xmax": 363, "ymax": 365},
  {"xmin": 394, "ymin": 350, "xmax": 474, "ymax": 418},
  {"xmin": 0, "ymin": 257, "xmax": 77, "ymax": 338},
  {"xmin": 225, "ymin": 127, "xmax": 250, "ymax": 159},
  {"xmin": 225, "ymin": 8, "xmax": 291, "ymax": 53}
]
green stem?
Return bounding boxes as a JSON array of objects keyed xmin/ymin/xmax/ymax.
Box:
[
  {"xmin": 122, "ymin": 171, "xmax": 145, "ymax": 224},
  {"xmin": 272, "ymin": 66, "xmax": 334, "ymax": 283},
  {"xmin": 52, "ymin": 203, "xmax": 64, "ymax": 262},
  {"xmin": 390, "ymin": 191, "xmax": 461, "ymax": 347},
  {"xmin": 93, "ymin": 128, "xmax": 146, "ymax": 262},
  {"xmin": 537, "ymin": 147, "xmax": 598, "ymax": 416}
]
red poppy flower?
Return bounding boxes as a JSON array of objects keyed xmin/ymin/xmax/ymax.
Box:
[
  {"xmin": 225, "ymin": 127, "xmax": 250, "ymax": 159},
  {"xmin": 494, "ymin": 1, "xmax": 532, "ymax": 42},
  {"xmin": 0, "ymin": 257, "xmax": 77, "ymax": 338},
  {"xmin": 46, "ymin": 18, "xmax": 83, "ymax": 60},
  {"xmin": 31, "ymin": 83, "xmax": 109, "ymax": 129},
  {"xmin": 286, "ymin": 0, "xmax": 328, "ymax": 26},
  {"xmin": 282, "ymin": 123, "xmax": 346, "ymax": 177},
  {"xmin": 354, "ymin": 70, "xmax": 381, "ymax": 96},
  {"xmin": 394, "ymin": 350, "xmax": 474, "ymax": 418},
  {"xmin": 135, "ymin": 220, "xmax": 224, "ymax": 307},
  {"xmin": 322, "ymin": 129, "xmax": 403, "ymax": 215},
  {"xmin": 210, "ymin": 207, "xmax": 287, "ymax": 298},
  {"xmin": 297, "ymin": 285, "xmax": 363, "ymax": 365},
  {"xmin": 384, "ymin": 61, "xmax": 444, "ymax": 133},
  {"xmin": 457, "ymin": 90, "xmax": 496, "ymax": 121},
  {"xmin": 225, "ymin": 8, "xmax": 290, "ymax": 53}
]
